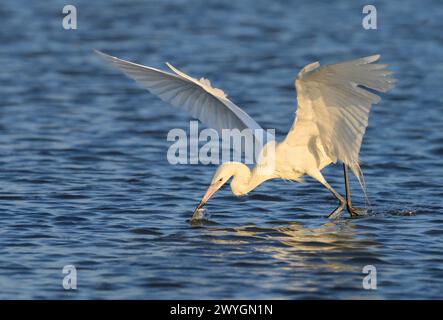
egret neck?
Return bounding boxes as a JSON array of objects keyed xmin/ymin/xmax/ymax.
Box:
[{"xmin": 192, "ymin": 162, "xmax": 273, "ymax": 218}]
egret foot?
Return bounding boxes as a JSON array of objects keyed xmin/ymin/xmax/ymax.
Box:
[
  {"xmin": 328, "ymin": 200, "xmax": 346, "ymax": 219},
  {"xmin": 347, "ymin": 206, "xmax": 364, "ymax": 217}
]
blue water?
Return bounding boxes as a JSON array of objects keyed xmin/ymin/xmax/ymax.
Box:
[{"xmin": 0, "ymin": 0, "xmax": 443, "ymax": 299}]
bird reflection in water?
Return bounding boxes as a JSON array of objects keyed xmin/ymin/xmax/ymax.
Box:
[{"xmin": 205, "ymin": 218, "xmax": 381, "ymax": 274}]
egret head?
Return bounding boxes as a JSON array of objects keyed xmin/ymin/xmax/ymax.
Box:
[{"xmin": 191, "ymin": 163, "xmax": 245, "ymax": 219}]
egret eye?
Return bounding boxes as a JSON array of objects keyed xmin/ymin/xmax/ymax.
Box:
[{"xmin": 219, "ymin": 178, "xmax": 223, "ymax": 182}]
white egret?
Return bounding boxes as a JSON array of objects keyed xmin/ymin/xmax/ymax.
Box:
[{"xmin": 95, "ymin": 50, "xmax": 396, "ymax": 219}]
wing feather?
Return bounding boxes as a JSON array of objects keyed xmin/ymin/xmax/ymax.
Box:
[
  {"xmin": 289, "ymin": 54, "xmax": 396, "ymax": 166},
  {"xmin": 94, "ymin": 50, "xmax": 272, "ymax": 148},
  {"xmin": 286, "ymin": 55, "xmax": 396, "ymax": 195}
]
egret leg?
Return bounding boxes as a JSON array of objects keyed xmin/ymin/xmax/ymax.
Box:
[
  {"xmin": 310, "ymin": 170, "xmax": 345, "ymax": 219},
  {"xmin": 323, "ymin": 181, "xmax": 346, "ymax": 219},
  {"xmin": 343, "ymin": 164, "xmax": 359, "ymax": 217}
]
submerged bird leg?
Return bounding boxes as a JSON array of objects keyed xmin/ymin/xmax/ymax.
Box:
[
  {"xmin": 343, "ymin": 164, "xmax": 359, "ymax": 217},
  {"xmin": 324, "ymin": 182, "xmax": 346, "ymax": 219},
  {"xmin": 311, "ymin": 171, "xmax": 345, "ymax": 219}
]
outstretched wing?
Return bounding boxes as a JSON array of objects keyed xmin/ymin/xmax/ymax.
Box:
[
  {"xmin": 94, "ymin": 50, "xmax": 273, "ymax": 150},
  {"xmin": 287, "ymin": 55, "xmax": 396, "ymax": 167}
]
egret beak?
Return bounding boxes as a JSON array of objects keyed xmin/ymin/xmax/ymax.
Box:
[{"xmin": 191, "ymin": 182, "xmax": 222, "ymax": 219}]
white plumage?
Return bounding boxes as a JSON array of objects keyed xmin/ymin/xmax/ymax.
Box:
[
  {"xmin": 95, "ymin": 50, "xmax": 396, "ymax": 219},
  {"xmin": 94, "ymin": 50, "xmax": 269, "ymax": 149},
  {"xmin": 286, "ymin": 54, "xmax": 396, "ymax": 194}
]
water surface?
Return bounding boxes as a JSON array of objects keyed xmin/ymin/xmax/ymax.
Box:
[{"xmin": 0, "ymin": 0, "xmax": 442, "ymax": 299}]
